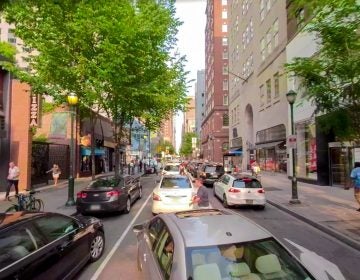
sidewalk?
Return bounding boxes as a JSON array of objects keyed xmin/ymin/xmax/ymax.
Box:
[
  {"xmin": 257, "ymin": 171, "xmax": 360, "ymax": 251},
  {"xmin": 0, "ymin": 170, "xmax": 144, "ymax": 216}
]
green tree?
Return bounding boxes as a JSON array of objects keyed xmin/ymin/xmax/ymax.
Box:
[
  {"xmin": 155, "ymin": 140, "xmax": 175, "ymax": 155},
  {"xmin": 286, "ymin": 0, "xmax": 360, "ymax": 141},
  {"xmin": 179, "ymin": 132, "xmax": 197, "ymax": 157},
  {"xmin": 3, "ymin": 0, "xmax": 189, "ymax": 178}
]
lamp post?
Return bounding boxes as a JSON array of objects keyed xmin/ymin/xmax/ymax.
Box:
[
  {"xmin": 286, "ymin": 90, "xmax": 300, "ymax": 204},
  {"xmin": 66, "ymin": 93, "xmax": 78, "ymax": 206}
]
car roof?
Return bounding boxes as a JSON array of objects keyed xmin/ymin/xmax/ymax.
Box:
[
  {"xmin": 164, "ymin": 210, "xmax": 271, "ymax": 247},
  {"xmin": 0, "ymin": 212, "xmax": 48, "ymax": 230}
]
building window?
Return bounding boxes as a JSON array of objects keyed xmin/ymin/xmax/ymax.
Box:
[
  {"xmin": 222, "ymin": 0, "xmax": 227, "ymax": 5},
  {"xmin": 223, "ymin": 64, "xmax": 228, "ymax": 74},
  {"xmin": 222, "ymin": 24, "xmax": 228, "ymax": 33},
  {"xmin": 223, "ymin": 95, "xmax": 229, "ymax": 105},
  {"xmin": 222, "ymin": 11, "xmax": 227, "ymax": 19},
  {"xmin": 223, "ymin": 79, "xmax": 228, "ymax": 91},
  {"xmin": 274, "ymin": 73, "xmax": 279, "ymax": 98},
  {"xmin": 223, "ymin": 114, "xmax": 229, "ymax": 126},
  {"xmin": 260, "ymin": 0, "xmax": 265, "ymax": 21},
  {"xmin": 266, "ymin": 79, "xmax": 271, "ymax": 104},
  {"xmin": 273, "ymin": 19, "xmax": 279, "ymax": 47},
  {"xmin": 222, "ymin": 37, "xmax": 228, "ymax": 46},
  {"xmin": 296, "ymin": 9, "xmax": 305, "ymax": 29},
  {"xmin": 259, "ymin": 85, "xmax": 265, "ymax": 107},
  {"xmin": 8, "ymin": 28, "xmax": 16, "ymax": 44},
  {"xmin": 266, "ymin": 29, "xmax": 272, "ymax": 54},
  {"xmin": 223, "ymin": 50, "xmax": 228, "ymax": 59},
  {"xmin": 260, "ymin": 38, "xmax": 266, "ymax": 61}
]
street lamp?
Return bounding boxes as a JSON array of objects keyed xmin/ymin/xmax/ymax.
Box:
[
  {"xmin": 286, "ymin": 90, "xmax": 300, "ymax": 204},
  {"xmin": 66, "ymin": 92, "xmax": 78, "ymax": 206}
]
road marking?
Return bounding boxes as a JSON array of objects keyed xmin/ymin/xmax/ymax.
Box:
[{"xmin": 90, "ymin": 193, "xmax": 152, "ymax": 280}]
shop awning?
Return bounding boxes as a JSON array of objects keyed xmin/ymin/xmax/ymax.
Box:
[
  {"xmin": 224, "ymin": 148, "xmax": 243, "ymax": 156},
  {"xmin": 81, "ymin": 147, "xmax": 105, "ymax": 156},
  {"xmin": 255, "ymin": 140, "xmax": 285, "ymax": 149}
]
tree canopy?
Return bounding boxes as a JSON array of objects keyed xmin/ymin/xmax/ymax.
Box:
[
  {"xmin": 286, "ymin": 0, "xmax": 360, "ymax": 140},
  {"xmin": 179, "ymin": 132, "xmax": 197, "ymax": 157}
]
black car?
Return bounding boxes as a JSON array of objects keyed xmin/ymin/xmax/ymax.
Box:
[
  {"xmin": 0, "ymin": 211, "xmax": 104, "ymax": 280},
  {"xmin": 76, "ymin": 175, "xmax": 142, "ymax": 214},
  {"xmin": 197, "ymin": 163, "xmax": 225, "ymax": 187}
]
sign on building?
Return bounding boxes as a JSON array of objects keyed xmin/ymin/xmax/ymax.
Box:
[
  {"xmin": 192, "ymin": 137, "xmax": 197, "ymax": 148},
  {"xmin": 29, "ymin": 94, "xmax": 40, "ymax": 127},
  {"xmin": 287, "ymin": 135, "xmax": 297, "ymax": 149}
]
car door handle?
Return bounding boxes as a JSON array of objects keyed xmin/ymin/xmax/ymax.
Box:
[{"xmin": 57, "ymin": 241, "xmax": 72, "ymax": 252}]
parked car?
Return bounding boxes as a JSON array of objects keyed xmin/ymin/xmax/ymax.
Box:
[
  {"xmin": 197, "ymin": 163, "xmax": 225, "ymax": 187},
  {"xmin": 133, "ymin": 209, "xmax": 317, "ymax": 280},
  {"xmin": 0, "ymin": 211, "xmax": 105, "ymax": 279},
  {"xmin": 162, "ymin": 163, "xmax": 181, "ymax": 176},
  {"xmin": 76, "ymin": 175, "xmax": 142, "ymax": 214},
  {"xmin": 152, "ymin": 175, "xmax": 195, "ymax": 215},
  {"xmin": 213, "ymin": 173, "xmax": 266, "ymax": 209}
]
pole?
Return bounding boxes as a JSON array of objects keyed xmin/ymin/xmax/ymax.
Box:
[
  {"xmin": 290, "ymin": 102, "xmax": 300, "ymax": 204},
  {"xmin": 66, "ymin": 105, "xmax": 76, "ymax": 206}
]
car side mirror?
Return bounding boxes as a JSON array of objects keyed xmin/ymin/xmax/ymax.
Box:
[{"xmin": 132, "ymin": 224, "xmax": 144, "ymax": 235}]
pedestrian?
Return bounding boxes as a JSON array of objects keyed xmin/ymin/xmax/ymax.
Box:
[
  {"xmin": 350, "ymin": 162, "xmax": 360, "ymax": 212},
  {"xmin": 190, "ymin": 178, "xmax": 211, "ymax": 209},
  {"xmin": 179, "ymin": 163, "xmax": 185, "ymax": 175},
  {"xmin": 46, "ymin": 164, "xmax": 61, "ymax": 186},
  {"xmin": 139, "ymin": 159, "xmax": 143, "ymax": 172},
  {"xmin": 5, "ymin": 162, "xmax": 20, "ymax": 201}
]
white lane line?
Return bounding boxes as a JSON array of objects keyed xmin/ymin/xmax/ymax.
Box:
[{"xmin": 90, "ymin": 193, "xmax": 152, "ymax": 280}]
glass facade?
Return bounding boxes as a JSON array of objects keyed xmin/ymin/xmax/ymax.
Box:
[{"xmin": 296, "ymin": 121, "xmax": 317, "ymax": 180}]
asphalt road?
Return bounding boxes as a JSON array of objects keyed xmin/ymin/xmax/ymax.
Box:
[{"xmin": 76, "ymin": 175, "xmax": 360, "ymax": 280}]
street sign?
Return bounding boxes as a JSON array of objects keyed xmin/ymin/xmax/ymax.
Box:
[{"xmin": 287, "ymin": 135, "xmax": 297, "ymax": 149}]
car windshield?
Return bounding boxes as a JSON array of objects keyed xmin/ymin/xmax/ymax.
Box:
[
  {"xmin": 233, "ymin": 179, "xmax": 262, "ymax": 189},
  {"xmin": 164, "ymin": 165, "xmax": 179, "ymax": 171},
  {"xmin": 160, "ymin": 177, "xmax": 191, "ymax": 189},
  {"xmin": 88, "ymin": 177, "xmax": 124, "ymax": 189},
  {"xmin": 186, "ymin": 238, "xmax": 314, "ymax": 280},
  {"xmin": 204, "ymin": 166, "xmax": 223, "ymax": 173}
]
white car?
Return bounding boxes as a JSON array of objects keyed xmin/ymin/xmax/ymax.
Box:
[
  {"xmin": 162, "ymin": 163, "xmax": 181, "ymax": 175},
  {"xmin": 152, "ymin": 175, "xmax": 195, "ymax": 214},
  {"xmin": 214, "ymin": 173, "xmax": 266, "ymax": 209}
]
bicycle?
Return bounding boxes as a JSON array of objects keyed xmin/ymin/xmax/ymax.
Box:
[{"xmin": 5, "ymin": 190, "xmax": 44, "ymax": 212}]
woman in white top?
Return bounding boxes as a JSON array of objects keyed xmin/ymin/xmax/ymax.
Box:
[{"xmin": 5, "ymin": 162, "xmax": 20, "ymax": 201}]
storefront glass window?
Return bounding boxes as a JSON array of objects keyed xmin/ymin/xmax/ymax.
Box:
[{"xmin": 296, "ymin": 121, "xmax": 317, "ymax": 180}]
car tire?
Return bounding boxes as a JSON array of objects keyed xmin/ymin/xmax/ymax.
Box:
[
  {"xmin": 89, "ymin": 231, "xmax": 105, "ymax": 263},
  {"xmin": 223, "ymin": 194, "xmax": 229, "ymax": 208},
  {"xmin": 257, "ymin": 205, "xmax": 265, "ymax": 210},
  {"xmin": 124, "ymin": 197, "xmax": 131, "ymax": 214}
]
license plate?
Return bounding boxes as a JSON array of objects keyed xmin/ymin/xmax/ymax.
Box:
[
  {"xmin": 90, "ymin": 205, "xmax": 101, "ymax": 210},
  {"xmin": 245, "ymin": 200, "xmax": 253, "ymax": 204}
]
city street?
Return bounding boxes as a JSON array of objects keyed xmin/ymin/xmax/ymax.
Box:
[{"xmin": 68, "ymin": 174, "xmax": 359, "ymax": 280}]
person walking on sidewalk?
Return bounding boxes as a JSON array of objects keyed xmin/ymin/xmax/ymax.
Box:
[
  {"xmin": 350, "ymin": 162, "xmax": 360, "ymax": 211},
  {"xmin": 5, "ymin": 162, "xmax": 20, "ymax": 201},
  {"xmin": 46, "ymin": 164, "xmax": 61, "ymax": 186}
]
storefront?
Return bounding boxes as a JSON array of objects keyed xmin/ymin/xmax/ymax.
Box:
[
  {"xmin": 255, "ymin": 124, "xmax": 287, "ymax": 173},
  {"xmin": 295, "ymin": 121, "xmax": 317, "ymax": 181}
]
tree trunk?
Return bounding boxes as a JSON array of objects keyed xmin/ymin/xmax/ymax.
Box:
[{"xmin": 90, "ymin": 111, "xmax": 96, "ymax": 180}]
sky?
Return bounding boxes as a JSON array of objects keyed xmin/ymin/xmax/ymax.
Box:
[{"xmin": 174, "ymin": 0, "xmax": 206, "ymax": 151}]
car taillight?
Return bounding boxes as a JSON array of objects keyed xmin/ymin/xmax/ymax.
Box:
[
  {"xmin": 106, "ymin": 190, "xmax": 120, "ymax": 197},
  {"xmin": 257, "ymin": 189, "xmax": 265, "ymax": 193},
  {"xmin": 153, "ymin": 193, "xmax": 161, "ymax": 201},
  {"xmin": 228, "ymin": 188, "xmax": 241, "ymax": 193},
  {"xmin": 77, "ymin": 192, "xmax": 87, "ymax": 199}
]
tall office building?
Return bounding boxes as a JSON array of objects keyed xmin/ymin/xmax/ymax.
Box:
[
  {"xmin": 201, "ymin": 0, "xmax": 229, "ymax": 162},
  {"xmin": 195, "ymin": 69, "xmax": 205, "ymax": 138},
  {"xmin": 183, "ymin": 96, "xmax": 196, "ymax": 135},
  {"xmin": 159, "ymin": 114, "xmax": 175, "ymax": 147},
  {"xmin": 228, "ymin": 0, "xmax": 288, "ymax": 172}
]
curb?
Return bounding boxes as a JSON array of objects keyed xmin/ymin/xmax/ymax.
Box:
[{"xmin": 267, "ymin": 199, "xmax": 360, "ymax": 252}]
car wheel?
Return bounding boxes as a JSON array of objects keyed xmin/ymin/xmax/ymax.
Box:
[
  {"xmin": 124, "ymin": 197, "xmax": 131, "ymax": 214},
  {"xmin": 138, "ymin": 187, "xmax": 142, "ymax": 199},
  {"xmin": 89, "ymin": 231, "xmax": 105, "ymax": 262},
  {"xmin": 223, "ymin": 194, "xmax": 229, "ymax": 208},
  {"xmin": 257, "ymin": 205, "xmax": 265, "ymax": 210}
]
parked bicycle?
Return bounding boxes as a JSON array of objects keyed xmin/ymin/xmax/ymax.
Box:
[{"xmin": 5, "ymin": 190, "xmax": 44, "ymax": 212}]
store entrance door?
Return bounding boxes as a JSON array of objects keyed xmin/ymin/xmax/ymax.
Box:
[{"xmin": 329, "ymin": 145, "xmax": 352, "ymax": 187}]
